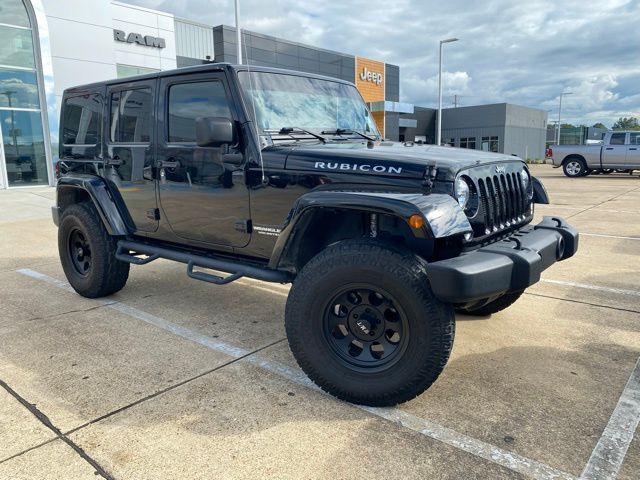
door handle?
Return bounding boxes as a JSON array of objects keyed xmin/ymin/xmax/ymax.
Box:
[
  {"xmin": 629, "ymin": 148, "xmax": 637, "ymax": 151},
  {"xmin": 106, "ymin": 155, "xmax": 123, "ymax": 166},
  {"xmin": 605, "ymin": 147, "xmax": 614, "ymax": 150},
  {"xmin": 160, "ymin": 158, "xmax": 181, "ymax": 169}
]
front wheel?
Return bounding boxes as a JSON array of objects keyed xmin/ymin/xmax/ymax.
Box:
[{"xmin": 285, "ymin": 239, "xmax": 455, "ymax": 406}]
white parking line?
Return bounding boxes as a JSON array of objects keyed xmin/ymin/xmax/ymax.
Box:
[
  {"xmin": 580, "ymin": 358, "xmax": 640, "ymax": 479},
  {"xmin": 540, "ymin": 279, "xmax": 640, "ymax": 297},
  {"xmin": 580, "ymin": 232, "xmax": 640, "ymax": 241},
  {"xmin": 17, "ymin": 268, "xmax": 575, "ymax": 480}
]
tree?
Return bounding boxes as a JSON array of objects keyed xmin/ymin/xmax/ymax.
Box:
[
  {"xmin": 560, "ymin": 123, "xmax": 576, "ymax": 129},
  {"xmin": 592, "ymin": 122, "xmax": 607, "ymax": 129},
  {"xmin": 612, "ymin": 117, "xmax": 640, "ymax": 130}
]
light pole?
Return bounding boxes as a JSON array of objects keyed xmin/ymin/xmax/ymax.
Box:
[
  {"xmin": 436, "ymin": 37, "xmax": 458, "ymax": 146},
  {"xmin": 234, "ymin": 0, "xmax": 242, "ymax": 64},
  {"xmin": 556, "ymin": 91, "xmax": 573, "ymax": 145}
]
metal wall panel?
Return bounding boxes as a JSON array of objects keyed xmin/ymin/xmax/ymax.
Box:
[
  {"xmin": 385, "ymin": 64, "xmax": 400, "ymax": 102},
  {"xmin": 212, "ymin": 25, "xmax": 355, "ymax": 82},
  {"xmin": 175, "ymin": 19, "xmax": 214, "ymax": 61}
]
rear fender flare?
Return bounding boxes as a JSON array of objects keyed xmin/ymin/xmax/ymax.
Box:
[
  {"xmin": 268, "ymin": 190, "xmax": 471, "ymax": 269},
  {"xmin": 56, "ymin": 175, "xmax": 131, "ymax": 236}
]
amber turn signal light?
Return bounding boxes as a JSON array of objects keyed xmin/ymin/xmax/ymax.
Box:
[{"xmin": 408, "ymin": 214, "xmax": 424, "ymax": 229}]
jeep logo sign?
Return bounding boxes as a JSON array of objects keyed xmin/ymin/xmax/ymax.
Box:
[
  {"xmin": 360, "ymin": 67, "xmax": 383, "ymax": 85},
  {"xmin": 113, "ymin": 29, "xmax": 166, "ymax": 49}
]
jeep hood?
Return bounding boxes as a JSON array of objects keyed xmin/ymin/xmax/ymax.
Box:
[{"xmin": 282, "ymin": 141, "xmax": 524, "ymax": 182}]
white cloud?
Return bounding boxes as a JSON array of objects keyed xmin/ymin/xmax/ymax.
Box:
[{"xmin": 128, "ymin": 0, "xmax": 640, "ymax": 127}]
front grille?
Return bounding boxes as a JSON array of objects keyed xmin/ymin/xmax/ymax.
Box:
[{"xmin": 466, "ymin": 164, "xmax": 532, "ymax": 239}]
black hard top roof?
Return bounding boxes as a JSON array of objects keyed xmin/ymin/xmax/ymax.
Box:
[{"xmin": 63, "ymin": 63, "xmax": 355, "ymax": 95}]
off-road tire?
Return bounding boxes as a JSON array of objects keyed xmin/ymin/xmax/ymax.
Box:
[
  {"xmin": 563, "ymin": 157, "xmax": 587, "ymax": 177},
  {"xmin": 58, "ymin": 202, "xmax": 129, "ymax": 298},
  {"xmin": 285, "ymin": 239, "xmax": 455, "ymax": 406},
  {"xmin": 458, "ymin": 290, "xmax": 524, "ymax": 316}
]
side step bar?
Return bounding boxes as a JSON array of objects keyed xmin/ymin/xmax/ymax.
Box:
[{"xmin": 115, "ymin": 239, "xmax": 292, "ymax": 285}]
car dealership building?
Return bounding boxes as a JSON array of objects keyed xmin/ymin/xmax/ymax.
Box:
[{"xmin": 0, "ymin": 0, "xmax": 546, "ymax": 188}]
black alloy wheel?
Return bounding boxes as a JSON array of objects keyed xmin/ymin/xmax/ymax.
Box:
[
  {"xmin": 67, "ymin": 227, "xmax": 92, "ymax": 277},
  {"xmin": 285, "ymin": 239, "xmax": 455, "ymax": 406},
  {"xmin": 58, "ymin": 202, "xmax": 129, "ymax": 298},
  {"xmin": 324, "ymin": 286, "xmax": 409, "ymax": 371}
]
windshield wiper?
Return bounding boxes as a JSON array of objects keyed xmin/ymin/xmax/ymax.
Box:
[
  {"xmin": 321, "ymin": 128, "xmax": 377, "ymax": 142},
  {"xmin": 270, "ymin": 127, "xmax": 326, "ymax": 144}
]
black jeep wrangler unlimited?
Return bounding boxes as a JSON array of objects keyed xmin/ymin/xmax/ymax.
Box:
[{"xmin": 53, "ymin": 64, "xmax": 578, "ymax": 406}]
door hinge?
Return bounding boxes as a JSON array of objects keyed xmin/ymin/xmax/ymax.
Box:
[
  {"xmin": 234, "ymin": 219, "xmax": 252, "ymax": 233},
  {"xmin": 146, "ymin": 208, "xmax": 160, "ymax": 221}
]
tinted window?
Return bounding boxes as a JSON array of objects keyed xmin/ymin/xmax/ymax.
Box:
[
  {"xmin": 110, "ymin": 88, "xmax": 152, "ymax": 143},
  {"xmin": 610, "ymin": 133, "xmax": 626, "ymax": 145},
  {"xmin": 628, "ymin": 132, "xmax": 640, "ymax": 145},
  {"xmin": 62, "ymin": 94, "xmax": 101, "ymax": 145},
  {"xmin": 168, "ymin": 81, "xmax": 231, "ymax": 143}
]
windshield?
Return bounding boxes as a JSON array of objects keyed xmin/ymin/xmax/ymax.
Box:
[{"xmin": 237, "ymin": 71, "xmax": 380, "ymax": 138}]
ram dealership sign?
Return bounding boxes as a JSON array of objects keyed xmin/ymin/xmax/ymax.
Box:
[
  {"xmin": 360, "ymin": 66, "xmax": 383, "ymax": 85},
  {"xmin": 113, "ymin": 29, "xmax": 166, "ymax": 48}
]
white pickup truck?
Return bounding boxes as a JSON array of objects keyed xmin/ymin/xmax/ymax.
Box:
[{"xmin": 550, "ymin": 131, "xmax": 640, "ymax": 177}]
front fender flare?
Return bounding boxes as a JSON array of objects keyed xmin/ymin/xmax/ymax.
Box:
[
  {"xmin": 532, "ymin": 176, "xmax": 549, "ymax": 204},
  {"xmin": 268, "ymin": 190, "xmax": 471, "ymax": 269},
  {"xmin": 57, "ymin": 175, "xmax": 131, "ymax": 236}
]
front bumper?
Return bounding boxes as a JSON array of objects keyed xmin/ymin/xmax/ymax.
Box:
[{"xmin": 426, "ymin": 216, "xmax": 578, "ymax": 304}]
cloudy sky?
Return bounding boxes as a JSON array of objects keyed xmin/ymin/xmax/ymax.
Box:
[{"xmin": 129, "ymin": 0, "xmax": 639, "ymax": 127}]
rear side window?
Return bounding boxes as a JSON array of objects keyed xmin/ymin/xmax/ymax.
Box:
[
  {"xmin": 110, "ymin": 88, "xmax": 152, "ymax": 143},
  {"xmin": 62, "ymin": 94, "xmax": 101, "ymax": 145},
  {"xmin": 168, "ymin": 81, "xmax": 231, "ymax": 143},
  {"xmin": 629, "ymin": 132, "xmax": 640, "ymax": 145},
  {"xmin": 610, "ymin": 133, "xmax": 626, "ymax": 145}
]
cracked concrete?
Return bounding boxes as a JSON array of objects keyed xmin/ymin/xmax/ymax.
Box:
[{"xmin": 0, "ymin": 166, "xmax": 638, "ymax": 479}]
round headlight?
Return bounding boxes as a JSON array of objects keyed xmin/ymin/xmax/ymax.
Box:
[
  {"xmin": 455, "ymin": 177, "xmax": 470, "ymax": 208},
  {"xmin": 520, "ymin": 169, "xmax": 530, "ymax": 191}
]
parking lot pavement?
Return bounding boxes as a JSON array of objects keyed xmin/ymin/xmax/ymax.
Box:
[{"xmin": 0, "ymin": 165, "xmax": 638, "ymax": 479}]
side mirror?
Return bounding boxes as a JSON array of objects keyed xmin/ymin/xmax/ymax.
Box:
[{"xmin": 195, "ymin": 117, "xmax": 235, "ymax": 147}]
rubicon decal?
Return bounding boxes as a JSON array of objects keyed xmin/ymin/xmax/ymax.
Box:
[{"xmin": 314, "ymin": 162, "xmax": 402, "ymax": 174}]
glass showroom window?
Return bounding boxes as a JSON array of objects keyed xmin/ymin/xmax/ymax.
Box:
[
  {"xmin": 0, "ymin": 0, "xmax": 48, "ymax": 187},
  {"xmin": 116, "ymin": 64, "xmax": 160, "ymax": 79},
  {"xmin": 460, "ymin": 137, "xmax": 476, "ymax": 149},
  {"xmin": 481, "ymin": 136, "xmax": 499, "ymax": 153}
]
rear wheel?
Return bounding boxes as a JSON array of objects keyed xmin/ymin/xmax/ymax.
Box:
[
  {"xmin": 59, "ymin": 202, "xmax": 129, "ymax": 298},
  {"xmin": 285, "ymin": 239, "xmax": 455, "ymax": 406},
  {"xmin": 563, "ymin": 158, "xmax": 587, "ymax": 177}
]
